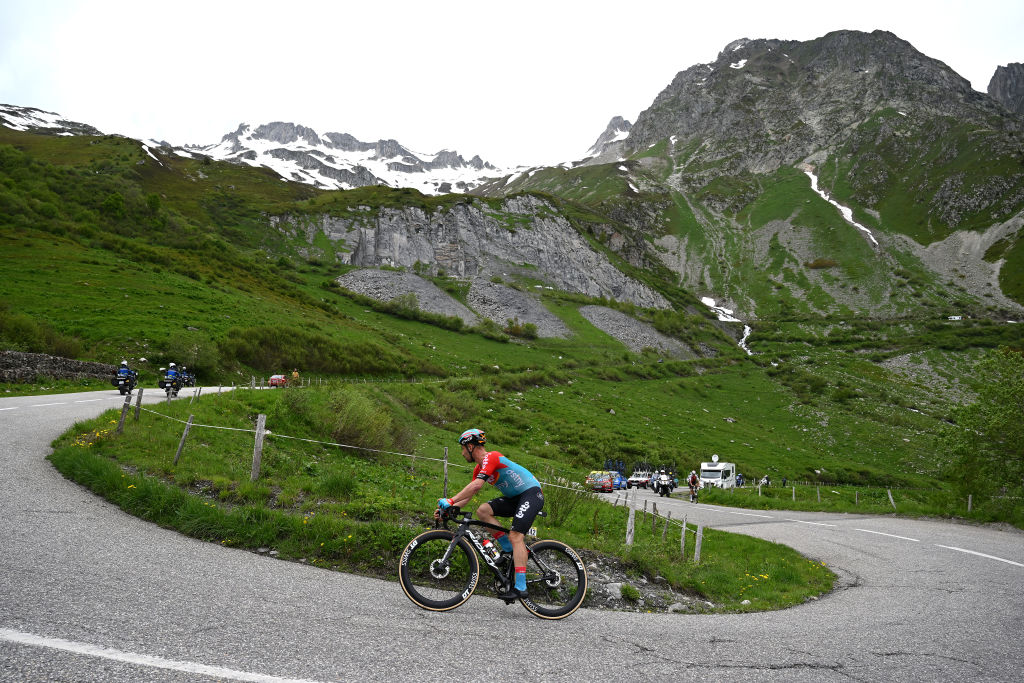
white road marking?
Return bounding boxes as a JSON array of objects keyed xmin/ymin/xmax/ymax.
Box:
[
  {"xmin": 0, "ymin": 407, "xmax": 17, "ymax": 411},
  {"xmin": 855, "ymin": 528, "xmax": 919, "ymax": 542},
  {"xmin": 0, "ymin": 628, "xmax": 325, "ymax": 683},
  {"xmin": 75, "ymin": 399, "xmax": 104, "ymax": 403},
  {"xmin": 935, "ymin": 545, "xmax": 1024, "ymax": 568},
  {"xmin": 30, "ymin": 402, "xmax": 66, "ymax": 407},
  {"xmin": 721, "ymin": 510, "xmax": 775, "ymax": 518},
  {"xmin": 785, "ymin": 519, "xmax": 837, "ymax": 527}
]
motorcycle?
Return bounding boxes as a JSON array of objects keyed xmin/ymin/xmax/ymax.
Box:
[
  {"xmin": 112, "ymin": 372, "xmax": 137, "ymax": 396},
  {"xmin": 652, "ymin": 473, "xmax": 674, "ymax": 497},
  {"xmin": 158, "ymin": 373, "xmax": 181, "ymax": 398}
]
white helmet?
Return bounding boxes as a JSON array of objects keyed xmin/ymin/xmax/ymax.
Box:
[
  {"xmin": 121, "ymin": 360, "xmax": 128, "ymax": 366},
  {"xmin": 690, "ymin": 471, "xmax": 696, "ymax": 476},
  {"xmin": 169, "ymin": 362, "xmax": 176, "ymax": 368}
]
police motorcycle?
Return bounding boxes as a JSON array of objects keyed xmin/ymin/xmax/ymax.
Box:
[
  {"xmin": 180, "ymin": 366, "xmax": 196, "ymax": 387},
  {"xmin": 112, "ymin": 361, "xmax": 138, "ymax": 395},
  {"xmin": 650, "ymin": 469, "xmax": 675, "ymax": 497},
  {"xmin": 158, "ymin": 363, "xmax": 182, "ymax": 398}
]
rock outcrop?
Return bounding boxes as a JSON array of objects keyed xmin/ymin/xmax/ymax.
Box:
[
  {"xmin": 284, "ymin": 195, "xmax": 670, "ymax": 310},
  {"xmin": 988, "ymin": 63, "xmax": 1024, "ymax": 115}
]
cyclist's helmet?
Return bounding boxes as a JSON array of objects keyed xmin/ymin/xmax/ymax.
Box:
[{"xmin": 458, "ymin": 428, "xmax": 486, "ymax": 447}]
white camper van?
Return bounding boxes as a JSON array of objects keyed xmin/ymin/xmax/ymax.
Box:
[{"xmin": 700, "ymin": 455, "xmax": 737, "ymax": 489}]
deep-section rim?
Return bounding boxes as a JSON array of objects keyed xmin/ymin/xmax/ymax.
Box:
[
  {"xmin": 519, "ymin": 539, "xmax": 588, "ymax": 620},
  {"xmin": 398, "ymin": 529, "xmax": 479, "ymax": 611}
]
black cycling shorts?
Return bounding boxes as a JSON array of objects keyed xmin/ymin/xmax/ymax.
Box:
[{"xmin": 486, "ymin": 486, "xmax": 544, "ymax": 534}]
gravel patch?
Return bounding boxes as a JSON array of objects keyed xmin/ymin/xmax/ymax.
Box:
[
  {"xmin": 580, "ymin": 306, "xmax": 697, "ymax": 359},
  {"xmin": 336, "ymin": 269, "xmax": 479, "ymax": 326},
  {"xmin": 466, "ymin": 280, "xmax": 570, "ymax": 338}
]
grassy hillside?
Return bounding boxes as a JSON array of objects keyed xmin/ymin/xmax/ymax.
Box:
[{"xmin": 3, "ymin": 127, "xmax": 1022, "ymax": 527}]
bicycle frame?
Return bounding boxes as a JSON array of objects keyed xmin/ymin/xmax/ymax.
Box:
[
  {"xmin": 436, "ymin": 508, "xmax": 555, "ymax": 597},
  {"xmin": 437, "ymin": 511, "xmax": 516, "ymax": 581}
]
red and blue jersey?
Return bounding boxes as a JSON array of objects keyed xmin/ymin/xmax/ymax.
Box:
[{"xmin": 473, "ymin": 451, "xmax": 540, "ymax": 497}]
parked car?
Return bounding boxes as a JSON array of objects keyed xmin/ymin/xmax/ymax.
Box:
[
  {"xmin": 269, "ymin": 374, "xmax": 288, "ymax": 387},
  {"xmin": 627, "ymin": 470, "xmax": 652, "ymax": 488},
  {"xmin": 588, "ymin": 471, "xmax": 614, "ymax": 493}
]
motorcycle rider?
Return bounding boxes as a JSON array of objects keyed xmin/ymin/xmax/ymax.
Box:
[
  {"xmin": 655, "ymin": 468, "xmax": 671, "ymax": 494},
  {"xmin": 116, "ymin": 360, "xmax": 137, "ymax": 392}
]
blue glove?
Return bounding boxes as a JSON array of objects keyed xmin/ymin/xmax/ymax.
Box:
[{"xmin": 437, "ymin": 498, "xmax": 452, "ymax": 510}]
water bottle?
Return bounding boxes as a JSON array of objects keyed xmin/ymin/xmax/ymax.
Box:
[{"xmin": 481, "ymin": 538, "xmax": 501, "ymax": 560}]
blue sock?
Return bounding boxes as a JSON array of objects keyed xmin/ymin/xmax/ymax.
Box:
[
  {"xmin": 515, "ymin": 568, "xmax": 527, "ymax": 591},
  {"xmin": 495, "ymin": 534, "xmax": 513, "ymax": 553}
]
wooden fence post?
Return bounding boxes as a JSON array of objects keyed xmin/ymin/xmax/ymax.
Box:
[
  {"xmin": 642, "ymin": 499, "xmax": 648, "ymax": 523},
  {"xmin": 173, "ymin": 415, "xmax": 194, "ymax": 466},
  {"xmin": 133, "ymin": 388, "xmax": 144, "ymax": 421},
  {"xmin": 694, "ymin": 525, "xmax": 704, "ymax": 563},
  {"xmin": 855, "ymin": 490, "xmax": 859, "ymax": 505},
  {"xmin": 662, "ymin": 510, "xmax": 671, "ymax": 541},
  {"xmin": 626, "ymin": 507, "xmax": 636, "ymax": 546},
  {"xmin": 887, "ymin": 489, "xmax": 897, "ymax": 510},
  {"xmin": 250, "ymin": 413, "xmax": 267, "ymax": 481},
  {"xmin": 792, "ymin": 485, "xmax": 795, "ymax": 501},
  {"xmin": 817, "ymin": 486, "xmax": 821, "ymax": 503},
  {"xmin": 651, "ymin": 503, "xmax": 658, "ymax": 534},
  {"xmin": 680, "ymin": 518, "xmax": 687, "ymax": 558},
  {"xmin": 968, "ymin": 494, "xmax": 972, "ymax": 512},
  {"xmin": 116, "ymin": 394, "xmax": 131, "ymax": 434}
]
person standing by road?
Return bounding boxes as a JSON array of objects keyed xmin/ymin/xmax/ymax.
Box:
[{"xmin": 436, "ymin": 428, "xmax": 543, "ymax": 600}]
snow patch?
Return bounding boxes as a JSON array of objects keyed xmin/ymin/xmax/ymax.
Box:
[
  {"xmin": 803, "ymin": 169, "xmax": 879, "ymax": 247},
  {"xmin": 730, "ymin": 59, "xmax": 748, "ymax": 69}
]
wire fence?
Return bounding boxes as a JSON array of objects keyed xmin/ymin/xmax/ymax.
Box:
[{"xmin": 112, "ymin": 385, "xmax": 708, "ymax": 560}]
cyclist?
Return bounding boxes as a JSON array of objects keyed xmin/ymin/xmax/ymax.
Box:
[
  {"xmin": 688, "ymin": 470, "xmax": 699, "ymax": 500},
  {"xmin": 437, "ymin": 428, "xmax": 543, "ymax": 599}
]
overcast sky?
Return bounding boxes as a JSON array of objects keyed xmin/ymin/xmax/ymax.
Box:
[{"xmin": 1, "ymin": 1, "xmax": 1021, "ymax": 168}]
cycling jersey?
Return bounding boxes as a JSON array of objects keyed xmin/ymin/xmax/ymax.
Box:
[{"xmin": 473, "ymin": 451, "xmax": 540, "ymax": 497}]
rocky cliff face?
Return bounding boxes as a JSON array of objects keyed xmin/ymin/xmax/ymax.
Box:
[
  {"xmin": 625, "ymin": 30, "xmax": 1010, "ymax": 181},
  {"xmin": 274, "ymin": 195, "xmax": 670, "ymax": 309},
  {"xmin": 988, "ymin": 63, "xmax": 1024, "ymax": 115}
]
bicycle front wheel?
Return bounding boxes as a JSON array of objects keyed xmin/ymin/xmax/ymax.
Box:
[
  {"xmin": 519, "ymin": 540, "xmax": 588, "ymax": 620},
  {"xmin": 399, "ymin": 529, "xmax": 479, "ymax": 611}
]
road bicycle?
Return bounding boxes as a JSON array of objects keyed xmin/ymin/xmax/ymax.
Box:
[{"xmin": 398, "ymin": 506, "xmax": 588, "ymax": 620}]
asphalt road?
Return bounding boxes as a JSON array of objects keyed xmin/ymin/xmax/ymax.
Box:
[{"xmin": 2, "ymin": 389, "xmax": 1022, "ymax": 682}]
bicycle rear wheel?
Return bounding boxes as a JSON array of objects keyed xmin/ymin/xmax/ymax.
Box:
[
  {"xmin": 519, "ymin": 540, "xmax": 588, "ymax": 620},
  {"xmin": 399, "ymin": 529, "xmax": 479, "ymax": 611}
]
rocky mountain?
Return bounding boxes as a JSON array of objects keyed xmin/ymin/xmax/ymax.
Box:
[
  {"xmin": 582, "ymin": 116, "xmax": 633, "ymax": 164},
  {"xmin": 188, "ymin": 121, "xmax": 504, "ymax": 195},
  {"xmin": 0, "ymin": 104, "xmax": 504, "ymax": 196},
  {"xmin": 482, "ymin": 30, "xmax": 1024, "ymax": 319},
  {"xmin": 988, "ymin": 63, "xmax": 1024, "ymax": 115},
  {"xmin": 622, "ymin": 30, "xmax": 1014, "ymax": 179},
  {"xmin": 0, "ymin": 103, "xmax": 102, "ymax": 136}
]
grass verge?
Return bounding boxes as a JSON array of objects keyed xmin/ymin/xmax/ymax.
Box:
[{"xmin": 47, "ymin": 392, "xmax": 835, "ymax": 613}]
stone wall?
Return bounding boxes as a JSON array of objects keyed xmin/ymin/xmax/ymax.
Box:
[{"xmin": 0, "ymin": 350, "xmax": 116, "ymax": 383}]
